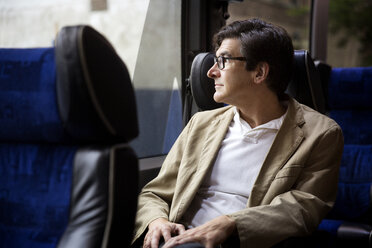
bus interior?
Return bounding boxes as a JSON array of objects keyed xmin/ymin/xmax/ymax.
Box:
[{"xmin": 0, "ymin": 0, "xmax": 371, "ymax": 247}]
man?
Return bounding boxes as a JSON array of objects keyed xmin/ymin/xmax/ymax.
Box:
[{"xmin": 132, "ymin": 18, "xmax": 344, "ymax": 248}]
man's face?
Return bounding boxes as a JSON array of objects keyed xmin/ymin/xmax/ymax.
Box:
[{"xmin": 207, "ymin": 38, "xmax": 256, "ymax": 106}]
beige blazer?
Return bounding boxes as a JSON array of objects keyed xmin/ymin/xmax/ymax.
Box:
[{"xmin": 133, "ymin": 98, "xmax": 344, "ymax": 248}]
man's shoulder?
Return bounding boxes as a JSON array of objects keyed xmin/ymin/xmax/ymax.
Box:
[
  {"xmin": 192, "ymin": 105, "xmax": 233, "ymax": 122},
  {"xmin": 183, "ymin": 105, "xmax": 234, "ymax": 133},
  {"xmin": 298, "ymin": 102, "xmax": 341, "ymax": 132}
]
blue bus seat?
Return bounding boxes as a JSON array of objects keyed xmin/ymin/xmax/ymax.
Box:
[
  {"xmin": 0, "ymin": 25, "xmax": 139, "ymax": 248},
  {"xmin": 317, "ymin": 67, "xmax": 372, "ymax": 247}
]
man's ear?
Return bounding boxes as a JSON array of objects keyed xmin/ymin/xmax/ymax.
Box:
[{"xmin": 253, "ymin": 62, "xmax": 269, "ymax": 84}]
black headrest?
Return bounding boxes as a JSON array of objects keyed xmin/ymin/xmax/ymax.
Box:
[
  {"xmin": 56, "ymin": 25, "xmax": 138, "ymax": 143},
  {"xmin": 286, "ymin": 50, "xmax": 326, "ymax": 114},
  {"xmin": 189, "ymin": 52, "xmax": 224, "ymax": 111},
  {"xmin": 314, "ymin": 60, "xmax": 332, "ymax": 110}
]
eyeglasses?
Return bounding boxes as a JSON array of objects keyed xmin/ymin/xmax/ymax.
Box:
[{"xmin": 213, "ymin": 55, "xmax": 246, "ymax": 70}]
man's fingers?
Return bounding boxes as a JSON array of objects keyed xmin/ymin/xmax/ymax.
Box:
[
  {"xmin": 164, "ymin": 223, "xmax": 184, "ymax": 242},
  {"xmin": 175, "ymin": 224, "xmax": 186, "ymax": 234},
  {"xmin": 150, "ymin": 231, "xmax": 161, "ymax": 248},
  {"xmin": 161, "ymin": 237, "xmax": 177, "ymax": 248},
  {"xmin": 162, "ymin": 228, "xmax": 172, "ymax": 242},
  {"xmin": 143, "ymin": 232, "xmax": 152, "ymax": 248},
  {"xmin": 150, "ymin": 224, "xmax": 175, "ymax": 247},
  {"xmin": 145, "ymin": 219, "xmax": 186, "ymax": 248}
]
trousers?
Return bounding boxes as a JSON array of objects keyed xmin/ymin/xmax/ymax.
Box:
[{"xmin": 159, "ymin": 242, "xmax": 205, "ymax": 248}]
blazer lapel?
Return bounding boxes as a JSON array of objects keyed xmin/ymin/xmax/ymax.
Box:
[
  {"xmin": 196, "ymin": 108, "xmax": 234, "ymax": 175},
  {"xmin": 248, "ymin": 98, "xmax": 306, "ymax": 207},
  {"xmin": 175, "ymin": 107, "xmax": 234, "ymax": 220}
]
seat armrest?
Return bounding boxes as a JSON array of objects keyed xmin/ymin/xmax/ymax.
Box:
[{"xmin": 338, "ymin": 222, "xmax": 372, "ymax": 247}]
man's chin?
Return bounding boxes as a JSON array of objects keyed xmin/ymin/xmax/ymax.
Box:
[{"xmin": 213, "ymin": 95, "xmax": 223, "ymax": 103}]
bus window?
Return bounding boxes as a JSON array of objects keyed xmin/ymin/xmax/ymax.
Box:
[
  {"xmin": 0, "ymin": 0, "xmax": 149, "ymax": 77},
  {"xmin": 327, "ymin": 0, "xmax": 372, "ymax": 67},
  {"xmin": 0, "ymin": 0, "xmax": 183, "ymax": 158},
  {"xmin": 227, "ymin": 0, "xmax": 311, "ymax": 51},
  {"xmin": 130, "ymin": 0, "xmax": 182, "ymax": 158}
]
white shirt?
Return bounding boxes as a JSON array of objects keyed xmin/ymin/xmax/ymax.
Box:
[{"xmin": 182, "ymin": 107, "xmax": 286, "ymax": 228}]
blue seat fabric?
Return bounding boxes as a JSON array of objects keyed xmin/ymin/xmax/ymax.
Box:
[
  {"xmin": 317, "ymin": 67, "xmax": 372, "ymax": 242},
  {"xmin": 0, "ymin": 144, "xmax": 77, "ymax": 248},
  {"xmin": 0, "ymin": 47, "xmax": 75, "ymax": 248},
  {"xmin": 328, "ymin": 67, "xmax": 372, "ymax": 110},
  {"xmin": 0, "ymin": 48, "xmax": 64, "ymax": 143}
]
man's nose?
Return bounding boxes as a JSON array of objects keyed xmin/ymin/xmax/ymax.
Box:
[{"xmin": 207, "ymin": 62, "xmax": 220, "ymax": 79}]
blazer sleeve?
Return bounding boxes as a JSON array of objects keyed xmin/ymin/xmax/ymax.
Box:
[
  {"xmin": 227, "ymin": 124, "xmax": 344, "ymax": 248},
  {"xmin": 132, "ymin": 115, "xmax": 195, "ymax": 244}
]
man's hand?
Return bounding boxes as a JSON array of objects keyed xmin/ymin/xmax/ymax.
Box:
[
  {"xmin": 143, "ymin": 218, "xmax": 186, "ymax": 248},
  {"xmin": 162, "ymin": 215, "xmax": 236, "ymax": 248}
]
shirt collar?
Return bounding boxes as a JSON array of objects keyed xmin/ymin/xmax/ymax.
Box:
[{"xmin": 233, "ymin": 105, "xmax": 287, "ymax": 133}]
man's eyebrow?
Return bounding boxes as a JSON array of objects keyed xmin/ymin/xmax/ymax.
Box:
[{"xmin": 216, "ymin": 51, "xmax": 232, "ymax": 57}]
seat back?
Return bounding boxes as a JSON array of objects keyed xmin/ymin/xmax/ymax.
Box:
[
  {"xmin": 325, "ymin": 67, "xmax": 372, "ymax": 222},
  {"xmin": 317, "ymin": 67, "xmax": 372, "ymax": 247},
  {"xmin": 0, "ymin": 25, "xmax": 139, "ymax": 248}
]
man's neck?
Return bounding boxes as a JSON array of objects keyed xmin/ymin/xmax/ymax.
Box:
[{"xmin": 236, "ymin": 93, "xmax": 287, "ymax": 129}]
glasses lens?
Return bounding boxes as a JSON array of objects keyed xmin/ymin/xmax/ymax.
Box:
[
  {"xmin": 217, "ymin": 56, "xmax": 224, "ymax": 69},
  {"xmin": 214, "ymin": 56, "xmax": 224, "ymax": 69}
]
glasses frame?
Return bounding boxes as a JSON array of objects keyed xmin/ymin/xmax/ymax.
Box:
[{"xmin": 213, "ymin": 55, "xmax": 246, "ymax": 70}]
